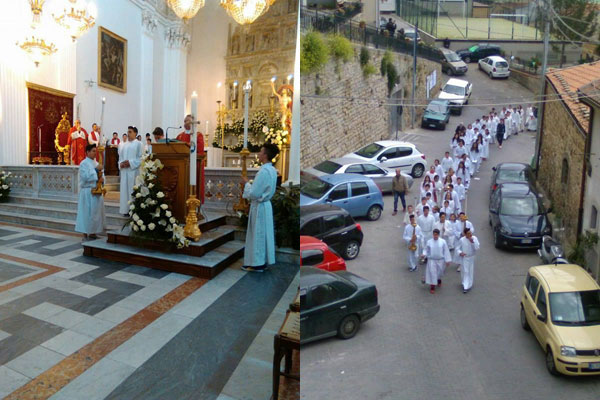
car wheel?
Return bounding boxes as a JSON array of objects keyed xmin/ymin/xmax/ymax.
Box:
[
  {"xmin": 439, "ymin": 121, "xmax": 446, "ymax": 130},
  {"xmin": 489, "ymin": 71, "xmax": 493, "ymax": 79},
  {"xmin": 344, "ymin": 240, "xmax": 360, "ymax": 260},
  {"xmin": 478, "ymin": 63, "xmax": 482, "ymax": 70},
  {"xmin": 546, "ymin": 347, "xmax": 560, "ymax": 376},
  {"xmin": 421, "ymin": 122, "xmax": 427, "ymax": 129},
  {"xmin": 494, "ymin": 230, "xmax": 502, "ymax": 249},
  {"xmin": 367, "ymin": 205, "xmax": 382, "ymax": 221},
  {"xmin": 338, "ymin": 314, "xmax": 360, "ymax": 339},
  {"xmin": 447, "ymin": 68, "xmax": 453, "ymax": 76},
  {"xmin": 456, "ymin": 107, "xmax": 463, "ymax": 116},
  {"xmin": 411, "ymin": 163, "xmax": 425, "ymax": 178},
  {"xmin": 520, "ymin": 306, "xmax": 531, "ymax": 331},
  {"xmin": 464, "ymin": 56, "xmax": 471, "ymax": 63}
]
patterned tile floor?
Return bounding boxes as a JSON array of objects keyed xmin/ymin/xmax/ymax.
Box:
[{"xmin": 0, "ymin": 223, "xmax": 299, "ymax": 400}]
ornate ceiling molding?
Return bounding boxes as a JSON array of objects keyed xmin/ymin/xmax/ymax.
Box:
[
  {"xmin": 165, "ymin": 26, "xmax": 191, "ymax": 49},
  {"xmin": 141, "ymin": 9, "xmax": 159, "ymax": 34}
]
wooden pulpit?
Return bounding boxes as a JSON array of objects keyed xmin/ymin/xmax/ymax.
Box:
[
  {"xmin": 105, "ymin": 147, "xmax": 119, "ymax": 176},
  {"xmin": 151, "ymin": 143, "xmax": 205, "ymax": 222}
]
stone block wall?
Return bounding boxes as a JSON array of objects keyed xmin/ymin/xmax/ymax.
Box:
[
  {"xmin": 538, "ymin": 82, "xmax": 586, "ymax": 244},
  {"xmin": 301, "ymin": 45, "xmax": 441, "ymax": 169}
]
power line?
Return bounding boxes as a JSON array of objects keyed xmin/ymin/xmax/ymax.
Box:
[{"xmin": 545, "ymin": 0, "xmax": 598, "ymax": 42}]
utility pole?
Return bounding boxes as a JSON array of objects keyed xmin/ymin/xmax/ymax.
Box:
[
  {"xmin": 411, "ymin": 20, "xmax": 418, "ymax": 129},
  {"xmin": 533, "ymin": 3, "xmax": 550, "ymax": 172}
]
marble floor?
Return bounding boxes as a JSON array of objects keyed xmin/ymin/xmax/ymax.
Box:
[{"xmin": 0, "ymin": 223, "xmax": 299, "ymax": 400}]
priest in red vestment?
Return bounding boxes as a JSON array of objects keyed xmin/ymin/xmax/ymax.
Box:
[
  {"xmin": 88, "ymin": 123, "xmax": 102, "ymax": 161},
  {"xmin": 176, "ymin": 114, "xmax": 205, "ymax": 203},
  {"xmin": 67, "ymin": 120, "xmax": 88, "ymax": 166}
]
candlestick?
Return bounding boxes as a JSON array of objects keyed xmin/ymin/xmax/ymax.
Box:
[
  {"xmin": 190, "ymin": 91, "xmax": 198, "ymax": 186},
  {"xmin": 242, "ymin": 80, "xmax": 251, "ymax": 149}
]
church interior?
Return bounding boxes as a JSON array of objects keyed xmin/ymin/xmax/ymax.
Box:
[{"xmin": 0, "ymin": 1, "xmax": 300, "ymax": 399}]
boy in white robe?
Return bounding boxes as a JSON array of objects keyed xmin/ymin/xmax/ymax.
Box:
[
  {"xmin": 441, "ymin": 152, "xmax": 453, "ymax": 174},
  {"xmin": 435, "ymin": 212, "xmax": 455, "ymax": 251},
  {"xmin": 75, "ymin": 145, "xmax": 106, "ymax": 240},
  {"xmin": 456, "ymin": 228, "xmax": 480, "ymax": 293},
  {"xmin": 417, "ymin": 206, "xmax": 435, "ymax": 247},
  {"xmin": 422, "ymin": 229, "xmax": 452, "ymax": 294},
  {"xmin": 118, "ymin": 126, "xmax": 143, "ymax": 215},
  {"xmin": 403, "ymin": 214, "xmax": 423, "ymax": 271},
  {"xmin": 241, "ymin": 144, "xmax": 279, "ymax": 272},
  {"xmin": 403, "ymin": 205, "xmax": 415, "ymax": 225}
]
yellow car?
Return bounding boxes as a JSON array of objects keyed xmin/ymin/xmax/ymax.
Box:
[{"xmin": 520, "ymin": 264, "xmax": 600, "ymax": 376}]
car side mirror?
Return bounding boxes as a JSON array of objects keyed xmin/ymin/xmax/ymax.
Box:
[
  {"xmin": 379, "ymin": 157, "xmax": 387, "ymax": 162},
  {"xmin": 537, "ymin": 314, "xmax": 547, "ymax": 323}
]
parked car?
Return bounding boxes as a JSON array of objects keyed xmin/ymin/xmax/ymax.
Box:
[
  {"xmin": 303, "ymin": 158, "xmax": 414, "ymax": 193},
  {"xmin": 300, "ymin": 236, "xmax": 347, "ymax": 271},
  {"xmin": 438, "ymin": 78, "xmax": 472, "ymax": 115},
  {"xmin": 457, "ymin": 43, "xmax": 502, "ymax": 63},
  {"xmin": 520, "ymin": 264, "xmax": 600, "ymax": 376},
  {"xmin": 478, "ymin": 55, "xmax": 510, "ymax": 79},
  {"xmin": 490, "ymin": 163, "xmax": 536, "ymax": 194},
  {"xmin": 342, "ymin": 140, "xmax": 427, "ymax": 178},
  {"xmin": 489, "ymin": 182, "xmax": 552, "ymax": 249},
  {"xmin": 421, "ymin": 99, "xmax": 451, "ymax": 130},
  {"xmin": 439, "ymin": 48, "xmax": 468, "ymax": 76},
  {"xmin": 300, "ymin": 266, "xmax": 380, "ymax": 344},
  {"xmin": 403, "ymin": 29, "xmax": 421, "ymax": 42},
  {"xmin": 300, "ymin": 204, "xmax": 364, "ymax": 260},
  {"xmin": 300, "ymin": 174, "xmax": 384, "ymax": 221}
]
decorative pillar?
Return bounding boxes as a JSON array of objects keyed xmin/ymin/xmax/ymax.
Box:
[
  {"xmin": 140, "ymin": 9, "xmax": 158, "ymax": 136},
  {"xmin": 163, "ymin": 25, "xmax": 190, "ymax": 129},
  {"xmin": 286, "ymin": 10, "xmax": 301, "ymax": 186}
]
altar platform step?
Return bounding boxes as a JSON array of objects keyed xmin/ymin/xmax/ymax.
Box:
[{"xmin": 83, "ymin": 212, "xmax": 245, "ymax": 279}]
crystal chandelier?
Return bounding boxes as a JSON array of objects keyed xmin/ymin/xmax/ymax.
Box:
[
  {"xmin": 53, "ymin": 0, "xmax": 96, "ymax": 42},
  {"xmin": 220, "ymin": 0, "xmax": 275, "ymax": 25},
  {"xmin": 18, "ymin": 35, "xmax": 57, "ymax": 67},
  {"xmin": 29, "ymin": 0, "xmax": 45, "ymax": 26},
  {"xmin": 167, "ymin": 0, "xmax": 206, "ymax": 22}
]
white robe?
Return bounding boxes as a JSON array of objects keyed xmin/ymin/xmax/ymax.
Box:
[
  {"xmin": 243, "ymin": 162, "xmax": 277, "ymax": 266},
  {"xmin": 504, "ymin": 116, "xmax": 513, "ymax": 138},
  {"xmin": 403, "ymin": 223, "xmax": 423, "ymax": 270},
  {"xmin": 456, "ymin": 236, "xmax": 480, "ymax": 290},
  {"xmin": 453, "ymin": 145, "xmax": 468, "ymax": 160},
  {"xmin": 118, "ymin": 140, "xmax": 143, "ymax": 214},
  {"xmin": 422, "ymin": 238, "xmax": 452, "ymax": 285},
  {"xmin": 417, "ymin": 214, "xmax": 435, "ymax": 244},
  {"xmin": 526, "ymin": 110, "xmax": 537, "ymax": 131},
  {"xmin": 435, "ymin": 220, "xmax": 455, "ymax": 249},
  {"xmin": 481, "ymin": 134, "xmax": 490, "ymax": 158},
  {"xmin": 435, "ymin": 165, "xmax": 445, "ymax": 181},
  {"xmin": 441, "ymin": 157, "xmax": 454, "ymax": 174},
  {"xmin": 75, "ymin": 157, "xmax": 105, "ymax": 234}
]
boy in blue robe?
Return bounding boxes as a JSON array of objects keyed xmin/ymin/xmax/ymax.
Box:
[{"xmin": 75, "ymin": 144, "xmax": 106, "ymax": 240}]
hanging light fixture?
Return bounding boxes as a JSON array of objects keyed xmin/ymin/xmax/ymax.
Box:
[
  {"xmin": 220, "ymin": 0, "xmax": 274, "ymax": 25},
  {"xmin": 17, "ymin": 35, "xmax": 57, "ymax": 67},
  {"xmin": 167, "ymin": 0, "xmax": 205, "ymax": 23},
  {"xmin": 29, "ymin": 0, "xmax": 46, "ymax": 26},
  {"xmin": 53, "ymin": 0, "xmax": 96, "ymax": 42}
]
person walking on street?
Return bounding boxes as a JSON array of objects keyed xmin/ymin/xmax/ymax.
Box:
[
  {"xmin": 422, "ymin": 229, "xmax": 452, "ymax": 294},
  {"xmin": 496, "ymin": 119, "xmax": 506, "ymax": 149},
  {"xmin": 403, "ymin": 214, "xmax": 423, "ymax": 272},
  {"xmin": 392, "ymin": 168, "xmax": 409, "ymax": 215},
  {"xmin": 456, "ymin": 228, "xmax": 480, "ymax": 293}
]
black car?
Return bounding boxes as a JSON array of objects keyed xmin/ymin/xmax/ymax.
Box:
[
  {"xmin": 491, "ymin": 162, "xmax": 536, "ymax": 193},
  {"xmin": 300, "ymin": 267, "xmax": 380, "ymax": 344},
  {"xmin": 489, "ymin": 183, "xmax": 552, "ymax": 249},
  {"xmin": 457, "ymin": 44, "xmax": 501, "ymax": 63},
  {"xmin": 300, "ymin": 204, "xmax": 364, "ymax": 260}
]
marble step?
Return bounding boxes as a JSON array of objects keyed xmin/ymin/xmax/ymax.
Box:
[
  {"xmin": 0, "ymin": 210, "xmax": 122, "ymax": 233},
  {"xmin": 83, "ymin": 238, "xmax": 245, "ymax": 279},
  {"xmin": 105, "ymin": 175, "xmax": 120, "ymax": 184},
  {"xmin": 0, "ymin": 203, "xmax": 127, "ymax": 227},
  {"xmin": 7, "ymin": 195, "xmax": 121, "ymax": 215}
]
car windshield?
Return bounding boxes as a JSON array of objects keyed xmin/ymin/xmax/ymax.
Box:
[
  {"xmin": 314, "ymin": 160, "xmax": 342, "ymax": 174},
  {"xmin": 445, "ymin": 52, "xmax": 461, "ymax": 62},
  {"xmin": 354, "ymin": 143, "xmax": 383, "ymax": 158},
  {"xmin": 426, "ymin": 103, "xmax": 447, "ymax": 114},
  {"xmin": 468, "ymin": 45, "xmax": 479, "ymax": 52},
  {"xmin": 500, "ymin": 195, "xmax": 540, "ymax": 216},
  {"xmin": 497, "ymin": 169, "xmax": 528, "ymax": 183},
  {"xmin": 300, "ymin": 178, "xmax": 333, "ymax": 199},
  {"xmin": 443, "ymin": 84, "xmax": 465, "ymax": 96},
  {"xmin": 549, "ymin": 290, "xmax": 600, "ymax": 326},
  {"xmin": 496, "ymin": 61, "xmax": 509, "ymax": 68}
]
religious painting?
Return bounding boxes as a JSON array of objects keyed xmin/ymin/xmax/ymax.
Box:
[{"xmin": 98, "ymin": 27, "xmax": 127, "ymax": 93}]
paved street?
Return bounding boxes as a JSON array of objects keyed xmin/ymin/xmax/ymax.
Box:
[{"xmin": 301, "ymin": 66, "xmax": 600, "ymax": 398}]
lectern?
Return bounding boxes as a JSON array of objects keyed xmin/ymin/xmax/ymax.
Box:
[{"xmin": 151, "ymin": 143, "xmax": 205, "ymax": 222}]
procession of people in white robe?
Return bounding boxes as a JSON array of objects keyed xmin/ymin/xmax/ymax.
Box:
[{"xmin": 118, "ymin": 129, "xmax": 144, "ymax": 215}]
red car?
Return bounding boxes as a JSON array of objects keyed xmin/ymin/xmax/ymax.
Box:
[{"xmin": 300, "ymin": 236, "xmax": 347, "ymax": 272}]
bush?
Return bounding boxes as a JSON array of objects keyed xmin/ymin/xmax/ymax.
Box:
[
  {"xmin": 380, "ymin": 50, "xmax": 393, "ymax": 76},
  {"xmin": 363, "ymin": 62, "xmax": 377, "ymax": 77},
  {"xmin": 272, "ymin": 185, "xmax": 300, "ymax": 249},
  {"xmin": 567, "ymin": 231, "xmax": 599, "ymax": 269},
  {"xmin": 301, "ymin": 31, "xmax": 329, "ymax": 74},
  {"xmin": 359, "ymin": 46, "xmax": 370, "ymax": 67},
  {"xmin": 328, "ymin": 34, "xmax": 354, "ymax": 63},
  {"xmin": 387, "ymin": 63, "xmax": 399, "ymax": 94}
]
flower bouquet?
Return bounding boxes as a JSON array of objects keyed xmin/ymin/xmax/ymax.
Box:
[
  {"xmin": 0, "ymin": 170, "xmax": 11, "ymax": 203},
  {"xmin": 125, "ymin": 154, "xmax": 189, "ymax": 249}
]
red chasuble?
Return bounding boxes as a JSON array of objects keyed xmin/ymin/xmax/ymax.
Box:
[
  {"xmin": 176, "ymin": 131, "xmax": 205, "ymax": 203},
  {"xmin": 67, "ymin": 127, "xmax": 88, "ymax": 166},
  {"xmin": 88, "ymin": 130, "xmax": 101, "ymax": 161},
  {"xmin": 111, "ymin": 138, "xmax": 120, "ymax": 146}
]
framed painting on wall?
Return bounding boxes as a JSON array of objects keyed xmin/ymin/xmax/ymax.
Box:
[{"xmin": 98, "ymin": 27, "xmax": 127, "ymax": 93}]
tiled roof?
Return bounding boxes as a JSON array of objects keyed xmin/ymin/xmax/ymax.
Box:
[{"xmin": 546, "ymin": 61, "xmax": 600, "ymax": 133}]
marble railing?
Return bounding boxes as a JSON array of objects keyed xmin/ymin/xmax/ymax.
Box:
[
  {"xmin": 1, "ymin": 166, "xmax": 79, "ymax": 200},
  {"xmin": 204, "ymin": 167, "xmax": 259, "ymax": 211}
]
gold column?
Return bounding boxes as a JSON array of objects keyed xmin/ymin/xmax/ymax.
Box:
[
  {"xmin": 184, "ymin": 185, "xmax": 202, "ymax": 241},
  {"xmin": 216, "ymin": 100, "xmax": 229, "ymax": 167}
]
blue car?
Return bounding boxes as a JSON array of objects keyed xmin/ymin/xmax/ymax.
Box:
[{"xmin": 300, "ymin": 174, "xmax": 385, "ymax": 221}]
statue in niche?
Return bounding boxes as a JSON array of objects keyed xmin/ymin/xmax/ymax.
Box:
[
  {"xmin": 229, "ymin": 82, "xmax": 239, "ymax": 109},
  {"xmin": 271, "ymin": 81, "xmax": 293, "ymax": 132},
  {"xmin": 231, "ymin": 34, "xmax": 240, "ymax": 55},
  {"xmin": 244, "ymin": 35, "xmax": 255, "ymax": 53},
  {"xmin": 260, "ymin": 31, "xmax": 275, "ymax": 50}
]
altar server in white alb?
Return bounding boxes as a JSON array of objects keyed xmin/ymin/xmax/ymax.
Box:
[
  {"xmin": 241, "ymin": 143, "xmax": 279, "ymax": 272},
  {"xmin": 118, "ymin": 126, "xmax": 143, "ymax": 215},
  {"xmin": 456, "ymin": 228, "xmax": 480, "ymax": 293},
  {"xmin": 422, "ymin": 229, "xmax": 452, "ymax": 294},
  {"xmin": 75, "ymin": 144, "xmax": 106, "ymax": 240},
  {"xmin": 403, "ymin": 214, "xmax": 423, "ymax": 272}
]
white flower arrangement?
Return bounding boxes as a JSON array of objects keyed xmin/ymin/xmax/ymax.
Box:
[
  {"xmin": 125, "ymin": 153, "xmax": 189, "ymax": 248},
  {"xmin": 0, "ymin": 170, "xmax": 12, "ymax": 202}
]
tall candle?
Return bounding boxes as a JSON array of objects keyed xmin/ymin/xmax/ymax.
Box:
[
  {"xmin": 243, "ymin": 80, "xmax": 251, "ymax": 149},
  {"xmin": 100, "ymin": 97, "xmax": 106, "ymax": 147},
  {"xmin": 190, "ymin": 91, "xmax": 198, "ymax": 186},
  {"xmin": 205, "ymin": 120, "xmax": 209, "ymax": 144}
]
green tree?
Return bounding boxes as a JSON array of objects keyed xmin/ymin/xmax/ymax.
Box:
[
  {"xmin": 542, "ymin": 0, "xmax": 597, "ymax": 41},
  {"xmin": 300, "ymin": 31, "xmax": 330, "ymax": 74}
]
